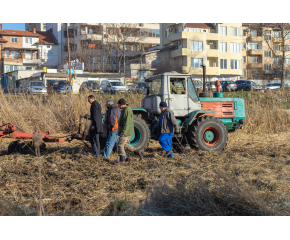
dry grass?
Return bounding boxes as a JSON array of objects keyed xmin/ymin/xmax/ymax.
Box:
[{"xmin": 0, "ymin": 90, "xmax": 290, "ymax": 216}]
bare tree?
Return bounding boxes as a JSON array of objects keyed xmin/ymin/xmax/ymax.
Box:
[{"xmin": 247, "ymin": 23, "xmax": 290, "ymax": 87}]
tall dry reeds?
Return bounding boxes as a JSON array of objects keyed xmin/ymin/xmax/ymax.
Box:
[{"xmin": 0, "ymin": 92, "xmax": 144, "ymax": 134}]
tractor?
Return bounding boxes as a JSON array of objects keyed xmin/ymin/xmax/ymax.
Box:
[{"xmin": 126, "ymin": 72, "xmax": 245, "ymax": 151}]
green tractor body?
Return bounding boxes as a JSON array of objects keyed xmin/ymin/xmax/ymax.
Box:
[{"xmin": 128, "ymin": 72, "xmax": 245, "ymax": 151}]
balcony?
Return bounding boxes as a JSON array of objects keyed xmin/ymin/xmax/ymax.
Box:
[
  {"xmin": 168, "ymin": 32, "xmax": 183, "ymax": 42},
  {"xmin": 23, "ymin": 59, "xmax": 42, "ymax": 64},
  {"xmin": 264, "ymin": 70, "xmax": 273, "ymax": 74},
  {"xmin": 206, "ymin": 33, "xmax": 219, "ymax": 41},
  {"xmin": 248, "ymin": 63, "xmax": 263, "ymax": 68},
  {"xmin": 207, "ymin": 49, "xmax": 218, "ymax": 57},
  {"xmin": 275, "ymin": 51, "xmax": 283, "ymax": 56},
  {"xmin": 248, "ymin": 36, "xmax": 263, "ymax": 41},
  {"xmin": 170, "ymin": 48, "xmax": 188, "ymax": 58},
  {"xmin": 80, "ymin": 34, "xmax": 102, "ymax": 41},
  {"xmin": 249, "ymin": 49, "xmax": 263, "ymax": 55},
  {"xmin": 273, "ymin": 37, "xmax": 282, "ymax": 43}
]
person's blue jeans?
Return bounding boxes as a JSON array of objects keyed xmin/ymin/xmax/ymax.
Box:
[
  {"xmin": 158, "ymin": 132, "xmax": 173, "ymax": 158},
  {"xmin": 104, "ymin": 129, "xmax": 126, "ymax": 159}
]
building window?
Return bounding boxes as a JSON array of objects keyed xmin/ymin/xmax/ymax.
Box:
[
  {"xmin": 11, "ymin": 51, "xmax": 17, "ymax": 59},
  {"xmin": 165, "ymin": 29, "xmax": 169, "ymax": 38},
  {"xmin": 220, "ymin": 42, "xmax": 227, "ymax": 52},
  {"xmin": 243, "ymin": 30, "xmax": 247, "ymax": 36},
  {"xmin": 188, "ymin": 28, "xmax": 201, "ymax": 32},
  {"xmin": 190, "ymin": 41, "xmax": 203, "ymax": 51},
  {"xmin": 264, "ymin": 64, "xmax": 271, "ymax": 70},
  {"xmin": 11, "ymin": 37, "xmax": 18, "ymax": 43},
  {"xmin": 248, "ymin": 42, "xmax": 262, "ymax": 50},
  {"xmin": 273, "ymin": 57, "xmax": 280, "ymax": 64},
  {"xmin": 286, "ymin": 71, "xmax": 290, "ymax": 78},
  {"xmin": 284, "ymin": 45, "xmax": 290, "ymax": 51},
  {"xmin": 273, "ymin": 45, "xmax": 280, "ymax": 51},
  {"xmin": 220, "ymin": 26, "xmax": 227, "ymax": 36},
  {"xmin": 274, "ymin": 72, "xmax": 281, "ymax": 78},
  {"xmin": 25, "ymin": 51, "xmax": 31, "ymax": 60},
  {"xmin": 175, "ymin": 28, "xmax": 178, "ymax": 33},
  {"xmin": 33, "ymin": 52, "xmax": 37, "ymax": 59},
  {"xmin": 285, "ymin": 58, "xmax": 290, "ymax": 64},
  {"xmin": 250, "ymin": 30, "xmax": 257, "ymax": 37},
  {"xmin": 220, "ymin": 59, "xmax": 227, "ymax": 69},
  {"xmin": 285, "ymin": 33, "xmax": 290, "ymax": 39},
  {"xmin": 230, "ymin": 27, "xmax": 240, "ymax": 37},
  {"xmin": 243, "ymin": 43, "xmax": 246, "ymax": 50},
  {"xmin": 242, "ymin": 70, "xmax": 246, "ymax": 77},
  {"xmin": 230, "ymin": 59, "xmax": 241, "ymax": 70},
  {"xmin": 250, "ymin": 56, "xmax": 259, "ymax": 63},
  {"xmin": 264, "ymin": 30, "xmax": 271, "ymax": 35},
  {"xmin": 264, "ymin": 51, "xmax": 271, "ymax": 57},
  {"xmin": 191, "ymin": 58, "xmax": 203, "ymax": 68},
  {"xmin": 273, "ymin": 31, "xmax": 281, "ymax": 37},
  {"xmin": 264, "ymin": 35, "xmax": 271, "ymax": 40},
  {"xmin": 25, "ymin": 37, "xmax": 32, "ymax": 44},
  {"xmin": 43, "ymin": 24, "xmax": 46, "ymax": 31},
  {"xmin": 5, "ymin": 50, "xmax": 9, "ymax": 58},
  {"xmin": 243, "ymin": 56, "xmax": 246, "ymax": 63},
  {"xmin": 230, "ymin": 43, "xmax": 241, "ymax": 53}
]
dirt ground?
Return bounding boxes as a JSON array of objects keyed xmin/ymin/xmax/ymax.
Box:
[{"xmin": 1, "ymin": 130, "xmax": 290, "ymax": 216}]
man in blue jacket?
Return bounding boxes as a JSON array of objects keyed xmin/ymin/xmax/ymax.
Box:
[
  {"xmin": 153, "ymin": 102, "xmax": 179, "ymax": 158},
  {"xmin": 88, "ymin": 95, "xmax": 103, "ymax": 157}
]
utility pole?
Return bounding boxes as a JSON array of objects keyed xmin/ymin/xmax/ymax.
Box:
[{"xmin": 67, "ymin": 23, "xmax": 72, "ymax": 85}]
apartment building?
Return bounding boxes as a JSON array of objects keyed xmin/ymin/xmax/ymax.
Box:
[
  {"xmin": 25, "ymin": 23, "xmax": 47, "ymax": 32},
  {"xmin": 241, "ymin": 23, "xmax": 290, "ymax": 80},
  {"xmin": 160, "ymin": 23, "xmax": 243, "ymax": 81},
  {"xmin": 0, "ymin": 24, "xmax": 58, "ymax": 75},
  {"xmin": 74, "ymin": 23, "xmax": 160, "ymax": 51}
]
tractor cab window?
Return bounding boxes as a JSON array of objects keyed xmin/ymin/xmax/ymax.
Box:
[
  {"xmin": 148, "ymin": 78, "xmax": 161, "ymax": 96},
  {"xmin": 169, "ymin": 78, "xmax": 186, "ymax": 94},
  {"xmin": 188, "ymin": 78, "xmax": 199, "ymax": 101}
]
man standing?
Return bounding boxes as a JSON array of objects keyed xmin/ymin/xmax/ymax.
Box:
[
  {"xmin": 88, "ymin": 95, "xmax": 103, "ymax": 157},
  {"xmin": 153, "ymin": 102, "xmax": 179, "ymax": 158},
  {"xmin": 117, "ymin": 98, "xmax": 143, "ymax": 164},
  {"xmin": 103, "ymin": 99, "xmax": 127, "ymax": 160}
]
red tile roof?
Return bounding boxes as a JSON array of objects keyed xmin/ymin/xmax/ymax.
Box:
[
  {"xmin": 0, "ymin": 29, "xmax": 57, "ymax": 45},
  {"xmin": 36, "ymin": 31, "xmax": 58, "ymax": 45},
  {"xmin": 186, "ymin": 23, "xmax": 215, "ymax": 29},
  {"xmin": 0, "ymin": 37, "xmax": 7, "ymax": 43}
]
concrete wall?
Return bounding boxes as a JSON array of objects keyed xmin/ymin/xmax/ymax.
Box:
[{"xmin": 22, "ymin": 36, "xmax": 39, "ymax": 48}]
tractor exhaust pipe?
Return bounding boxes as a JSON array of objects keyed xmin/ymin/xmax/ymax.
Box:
[{"xmin": 199, "ymin": 64, "xmax": 210, "ymax": 98}]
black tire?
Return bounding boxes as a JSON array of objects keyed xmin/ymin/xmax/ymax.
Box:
[
  {"xmin": 246, "ymin": 87, "xmax": 250, "ymax": 91},
  {"xmin": 186, "ymin": 116, "xmax": 228, "ymax": 151},
  {"xmin": 129, "ymin": 115, "xmax": 150, "ymax": 150},
  {"xmin": 8, "ymin": 141, "xmax": 19, "ymax": 154}
]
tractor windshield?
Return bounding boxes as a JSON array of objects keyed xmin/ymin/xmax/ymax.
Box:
[
  {"xmin": 188, "ymin": 78, "xmax": 199, "ymax": 101},
  {"xmin": 148, "ymin": 78, "xmax": 161, "ymax": 96}
]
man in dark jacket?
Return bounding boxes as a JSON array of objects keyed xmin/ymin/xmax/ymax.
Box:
[
  {"xmin": 88, "ymin": 95, "xmax": 103, "ymax": 157},
  {"xmin": 116, "ymin": 98, "xmax": 143, "ymax": 164},
  {"xmin": 153, "ymin": 102, "xmax": 179, "ymax": 158},
  {"xmin": 103, "ymin": 99, "xmax": 127, "ymax": 160}
]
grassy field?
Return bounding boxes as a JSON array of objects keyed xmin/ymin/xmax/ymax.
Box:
[{"xmin": 1, "ymin": 90, "xmax": 290, "ymax": 216}]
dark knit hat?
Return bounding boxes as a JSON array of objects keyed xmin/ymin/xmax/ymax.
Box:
[
  {"xmin": 118, "ymin": 98, "xmax": 127, "ymax": 105},
  {"xmin": 159, "ymin": 102, "xmax": 167, "ymax": 107}
]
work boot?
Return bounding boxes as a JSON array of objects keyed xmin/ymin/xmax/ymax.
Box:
[
  {"xmin": 103, "ymin": 157, "xmax": 110, "ymax": 163},
  {"xmin": 115, "ymin": 155, "xmax": 127, "ymax": 165},
  {"xmin": 134, "ymin": 150, "xmax": 143, "ymax": 160},
  {"xmin": 166, "ymin": 150, "xmax": 173, "ymax": 157}
]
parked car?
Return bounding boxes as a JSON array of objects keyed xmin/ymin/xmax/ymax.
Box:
[
  {"xmin": 205, "ymin": 82, "xmax": 224, "ymax": 92},
  {"xmin": 235, "ymin": 80, "xmax": 263, "ymax": 91},
  {"xmin": 101, "ymin": 80, "xmax": 128, "ymax": 94},
  {"xmin": 132, "ymin": 82, "xmax": 148, "ymax": 94},
  {"xmin": 219, "ymin": 80, "xmax": 237, "ymax": 92},
  {"xmin": 193, "ymin": 80, "xmax": 202, "ymax": 91},
  {"xmin": 264, "ymin": 83, "xmax": 281, "ymax": 90},
  {"xmin": 55, "ymin": 81, "xmax": 73, "ymax": 94},
  {"xmin": 79, "ymin": 81, "xmax": 102, "ymax": 93},
  {"xmin": 26, "ymin": 81, "xmax": 47, "ymax": 95}
]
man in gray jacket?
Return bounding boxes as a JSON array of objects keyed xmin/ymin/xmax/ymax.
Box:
[{"xmin": 153, "ymin": 101, "xmax": 179, "ymax": 158}]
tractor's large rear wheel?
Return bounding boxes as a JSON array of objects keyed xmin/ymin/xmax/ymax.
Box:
[
  {"xmin": 129, "ymin": 115, "xmax": 150, "ymax": 150},
  {"xmin": 186, "ymin": 116, "xmax": 228, "ymax": 151}
]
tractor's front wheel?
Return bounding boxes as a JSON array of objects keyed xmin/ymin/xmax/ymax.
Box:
[
  {"xmin": 129, "ymin": 115, "xmax": 150, "ymax": 150},
  {"xmin": 186, "ymin": 116, "xmax": 228, "ymax": 151}
]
